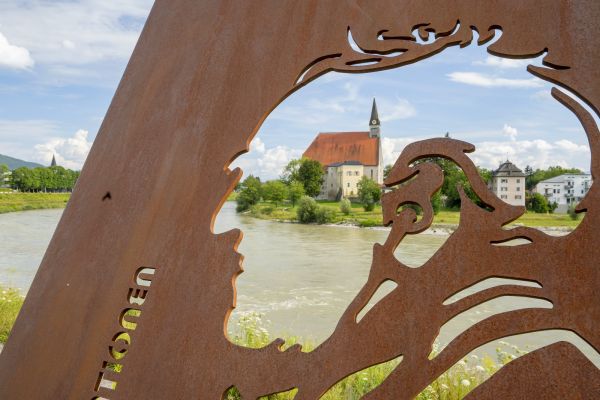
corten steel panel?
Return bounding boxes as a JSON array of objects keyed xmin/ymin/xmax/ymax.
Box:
[{"xmin": 0, "ymin": 0, "xmax": 599, "ymax": 399}]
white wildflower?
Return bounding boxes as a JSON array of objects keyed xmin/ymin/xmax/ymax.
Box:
[
  {"xmin": 476, "ymin": 365, "xmax": 486, "ymax": 372},
  {"xmin": 461, "ymin": 379, "xmax": 471, "ymax": 387},
  {"xmin": 440, "ymin": 384, "xmax": 449, "ymax": 390}
]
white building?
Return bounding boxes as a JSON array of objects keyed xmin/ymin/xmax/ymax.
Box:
[
  {"xmin": 535, "ymin": 173, "xmax": 592, "ymax": 213},
  {"xmin": 488, "ymin": 160, "xmax": 526, "ymax": 206},
  {"xmin": 303, "ymin": 99, "xmax": 383, "ymax": 200}
]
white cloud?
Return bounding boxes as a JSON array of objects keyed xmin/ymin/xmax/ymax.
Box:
[
  {"xmin": 380, "ymin": 134, "xmax": 590, "ymax": 174},
  {"xmin": 381, "ymin": 136, "xmax": 421, "ymax": 167},
  {"xmin": 531, "ymin": 90, "xmax": 553, "ymax": 101},
  {"xmin": 0, "ymin": 1, "xmax": 152, "ymax": 73},
  {"xmin": 0, "ymin": 32, "xmax": 34, "ymax": 70},
  {"xmin": 447, "ymin": 72, "xmax": 543, "ymax": 88},
  {"xmin": 474, "ymin": 56, "xmax": 528, "ymax": 69},
  {"xmin": 34, "ymin": 129, "xmax": 93, "ymax": 170},
  {"xmin": 232, "ymin": 139, "xmax": 303, "ymax": 180},
  {"xmin": 379, "ymin": 98, "xmax": 416, "ymax": 122},
  {"xmin": 502, "ymin": 124, "xmax": 518, "ymax": 141},
  {"xmin": 470, "ymin": 139, "xmax": 590, "ymax": 171}
]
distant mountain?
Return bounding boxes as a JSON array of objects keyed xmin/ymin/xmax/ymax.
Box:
[{"xmin": 0, "ymin": 154, "xmax": 44, "ymax": 170}]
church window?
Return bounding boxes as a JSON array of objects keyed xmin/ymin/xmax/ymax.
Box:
[
  {"xmin": 355, "ymin": 171, "xmax": 359, "ymax": 176},
  {"xmin": 347, "ymin": 183, "xmax": 350, "ymax": 188}
]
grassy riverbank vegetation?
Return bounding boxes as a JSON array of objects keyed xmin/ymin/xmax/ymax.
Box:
[
  {"xmin": 241, "ymin": 200, "xmax": 581, "ymax": 229},
  {"xmin": 0, "ymin": 192, "xmax": 71, "ymax": 214},
  {"xmin": 225, "ymin": 313, "xmax": 524, "ymax": 400},
  {"xmin": 0, "ymin": 286, "xmax": 24, "ymax": 343},
  {"xmin": 234, "ymin": 156, "xmax": 585, "ymax": 229}
]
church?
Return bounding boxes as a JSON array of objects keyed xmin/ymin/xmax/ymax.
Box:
[{"xmin": 303, "ymin": 99, "xmax": 383, "ymax": 200}]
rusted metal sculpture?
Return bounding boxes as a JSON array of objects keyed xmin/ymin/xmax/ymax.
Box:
[{"xmin": 0, "ymin": 1, "xmax": 599, "ymax": 399}]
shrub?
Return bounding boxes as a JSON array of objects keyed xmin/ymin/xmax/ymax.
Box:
[
  {"xmin": 339, "ymin": 198, "xmax": 352, "ymax": 215},
  {"xmin": 568, "ymin": 204, "xmax": 580, "ymax": 220},
  {"xmin": 296, "ymin": 196, "xmax": 319, "ymax": 223},
  {"xmin": 261, "ymin": 206, "xmax": 274, "ymax": 215},
  {"xmin": 362, "ymin": 193, "xmax": 375, "ymax": 211},
  {"xmin": 236, "ymin": 185, "xmax": 261, "ymax": 212},
  {"xmin": 357, "ymin": 177, "xmax": 380, "ymax": 211},
  {"xmin": 315, "ymin": 207, "xmax": 335, "ymax": 224}
]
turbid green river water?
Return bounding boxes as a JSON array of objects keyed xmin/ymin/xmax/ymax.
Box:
[{"xmin": 0, "ymin": 203, "xmax": 597, "ymax": 365}]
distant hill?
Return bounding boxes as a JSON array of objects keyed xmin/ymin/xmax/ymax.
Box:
[{"xmin": 0, "ymin": 154, "xmax": 44, "ymax": 170}]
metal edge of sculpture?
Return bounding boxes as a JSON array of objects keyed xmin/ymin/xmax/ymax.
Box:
[{"xmin": 0, "ymin": 1, "xmax": 598, "ymax": 399}]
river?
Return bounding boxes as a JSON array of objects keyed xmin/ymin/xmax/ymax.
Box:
[{"xmin": 1, "ymin": 203, "xmax": 597, "ymax": 365}]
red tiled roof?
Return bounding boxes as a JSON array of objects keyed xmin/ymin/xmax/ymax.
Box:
[{"xmin": 303, "ymin": 132, "xmax": 379, "ymax": 167}]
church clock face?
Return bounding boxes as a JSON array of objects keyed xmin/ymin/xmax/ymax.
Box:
[{"xmin": 372, "ymin": 119, "xmax": 377, "ymax": 124}]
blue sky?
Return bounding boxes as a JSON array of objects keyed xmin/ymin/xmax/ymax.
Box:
[{"xmin": 0, "ymin": 1, "xmax": 592, "ymax": 178}]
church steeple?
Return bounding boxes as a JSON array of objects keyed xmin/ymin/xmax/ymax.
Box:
[
  {"xmin": 369, "ymin": 98, "xmax": 380, "ymax": 138},
  {"xmin": 50, "ymin": 154, "xmax": 57, "ymax": 167}
]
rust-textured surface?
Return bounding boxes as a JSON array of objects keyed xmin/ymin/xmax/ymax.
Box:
[{"xmin": 0, "ymin": 1, "xmax": 599, "ymax": 399}]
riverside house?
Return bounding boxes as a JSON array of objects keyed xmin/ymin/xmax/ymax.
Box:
[
  {"xmin": 488, "ymin": 160, "xmax": 526, "ymax": 206},
  {"xmin": 535, "ymin": 173, "xmax": 593, "ymax": 213}
]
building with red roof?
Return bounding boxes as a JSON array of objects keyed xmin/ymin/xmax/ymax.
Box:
[{"xmin": 303, "ymin": 99, "xmax": 383, "ymax": 199}]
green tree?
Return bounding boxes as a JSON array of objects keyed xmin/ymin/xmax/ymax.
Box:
[
  {"xmin": 0, "ymin": 164, "xmax": 8, "ymax": 174},
  {"xmin": 281, "ymin": 159, "xmax": 302, "ymax": 184},
  {"xmin": 296, "ymin": 158, "xmax": 324, "ymax": 198},
  {"xmin": 235, "ymin": 175, "xmax": 262, "ymax": 212},
  {"xmin": 357, "ymin": 176, "xmax": 381, "ymax": 211},
  {"xmin": 262, "ymin": 180, "xmax": 288, "ymax": 207},
  {"xmin": 288, "ymin": 181, "xmax": 305, "ymax": 207},
  {"xmin": 527, "ymin": 192, "xmax": 549, "ymax": 213}
]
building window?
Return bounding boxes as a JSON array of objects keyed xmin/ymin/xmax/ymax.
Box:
[
  {"xmin": 501, "ymin": 195, "xmax": 507, "ymax": 199},
  {"xmin": 347, "ymin": 183, "xmax": 350, "ymax": 188},
  {"xmin": 516, "ymin": 187, "xmax": 521, "ymax": 191},
  {"xmin": 501, "ymin": 187, "xmax": 508, "ymax": 191},
  {"xmin": 370, "ymin": 170, "xmax": 373, "ymax": 178},
  {"xmin": 517, "ymin": 179, "xmax": 521, "ymax": 183},
  {"xmin": 515, "ymin": 195, "xmax": 522, "ymax": 199},
  {"xmin": 355, "ymin": 171, "xmax": 359, "ymax": 176},
  {"xmin": 331, "ymin": 184, "xmax": 333, "ymax": 188},
  {"xmin": 347, "ymin": 171, "xmax": 351, "ymax": 176},
  {"xmin": 501, "ymin": 178, "xmax": 508, "ymax": 183}
]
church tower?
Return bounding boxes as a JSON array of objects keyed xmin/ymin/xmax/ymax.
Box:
[
  {"xmin": 50, "ymin": 154, "xmax": 57, "ymax": 167},
  {"xmin": 369, "ymin": 98, "xmax": 380, "ymax": 138}
]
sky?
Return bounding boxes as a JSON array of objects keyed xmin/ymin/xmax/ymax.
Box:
[{"xmin": 0, "ymin": 0, "xmax": 593, "ymax": 177}]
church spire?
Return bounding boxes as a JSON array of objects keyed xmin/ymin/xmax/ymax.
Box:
[
  {"xmin": 50, "ymin": 154, "xmax": 57, "ymax": 167},
  {"xmin": 369, "ymin": 98, "xmax": 380, "ymax": 138}
]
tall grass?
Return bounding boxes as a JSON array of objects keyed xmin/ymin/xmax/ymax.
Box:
[
  {"xmin": 225, "ymin": 313, "xmax": 524, "ymax": 400},
  {"xmin": 0, "ymin": 286, "xmax": 24, "ymax": 343}
]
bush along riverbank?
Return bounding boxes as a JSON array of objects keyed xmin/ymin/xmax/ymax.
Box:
[
  {"xmin": 225, "ymin": 313, "xmax": 526, "ymax": 400},
  {"xmin": 0, "ymin": 192, "xmax": 71, "ymax": 214},
  {"xmin": 239, "ymin": 198, "xmax": 582, "ymax": 230}
]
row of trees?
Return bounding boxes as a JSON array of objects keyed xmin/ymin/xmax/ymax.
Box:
[
  {"xmin": 4, "ymin": 165, "xmax": 80, "ymax": 192},
  {"xmin": 236, "ymin": 155, "xmax": 585, "ymax": 216},
  {"xmin": 236, "ymin": 158, "xmax": 325, "ymax": 212}
]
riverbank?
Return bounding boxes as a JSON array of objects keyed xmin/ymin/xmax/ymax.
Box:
[
  {"xmin": 0, "ymin": 289, "xmax": 519, "ymax": 400},
  {"xmin": 243, "ymin": 200, "xmax": 581, "ymax": 230},
  {"xmin": 0, "ymin": 192, "xmax": 71, "ymax": 214}
]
